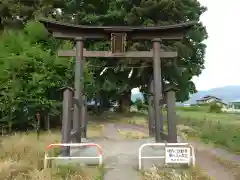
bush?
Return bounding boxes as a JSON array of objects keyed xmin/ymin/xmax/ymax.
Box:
[
  {"xmin": 133, "ymin": 99, "xmax": 147, "ymax": 111},
  {"xmin": 209, "ymin": 103, "xmax": 221, "ymax": 113}
]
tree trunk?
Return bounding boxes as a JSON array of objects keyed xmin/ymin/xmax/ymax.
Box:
[
  {"xmin": 99, "ymin": 95, "xmax": 104, "ymax": 113},
  {"xmin": 94, "ymin": 96, "xmax": 98, "ymax": 113},
  {"xmin": 99, "ymin": 92, "xmax": 111, "ymax": 113},
  {"xmin": 118, "ymin": 90, "xmax": 131, "ymax": 113},
  {"xmin": 8, "ymin": 107, "xmax": 12, "ymax": 133},
  {"xmin": 44, "ymin": 114, "xmax": 50, "ymax": 131}
]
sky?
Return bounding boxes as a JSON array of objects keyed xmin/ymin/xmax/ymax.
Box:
[
  {"xmin": 132, "ymin": 0, "xmax": 240, "ymax": 94},
  {"xmin": 192, "ymin": 0, "xmax": 240, "ymax": 90}
]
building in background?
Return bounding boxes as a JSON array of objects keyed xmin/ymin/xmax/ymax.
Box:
[
  {"xmin": 196, "ymin": 95, "xmax": 228, "ymax": 108},
  {"xmin": 229, "ymin": 99, "xmax": 240, "ymax": 109}
]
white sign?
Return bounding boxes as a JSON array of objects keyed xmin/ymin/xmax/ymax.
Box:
[{"xmin": 165, "ymin": 147, "xmax": 190, "ymax": 164}]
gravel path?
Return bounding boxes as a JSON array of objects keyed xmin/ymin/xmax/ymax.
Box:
[
  {"xmin": 187, "ymin": 140, "xmax": 240, "ymax": 180},
  {"xmin": 102, "ymin": 123, "xmax": 162, "ymax": 180}
]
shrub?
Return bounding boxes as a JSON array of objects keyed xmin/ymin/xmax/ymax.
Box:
[
  {"xmin": 209, "ymin": 103, "xmax": 221, "ymax": 113},
  {"xmin": 133, "ymin": 99, "xmax": 147, "ymax": 111}
]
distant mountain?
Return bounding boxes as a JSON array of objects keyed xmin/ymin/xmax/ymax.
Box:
[
  {"xmin": 131, "ymin": 85, "xmax": 240, "ymax": 105},
  {"xmin": 185, "ymin": 85, "xmax": 240, "ymax": 104}
]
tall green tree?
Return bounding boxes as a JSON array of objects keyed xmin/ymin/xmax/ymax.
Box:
[
  {"xmin": 58, "ymin": 0, "xmax": 207, "ymax": 111},
  {"xmin": 0, "ymin": 21, "xmax": 94, "ymax": 131},
  {"xmin": 0, "ymin": 0, "xmax": 64, "ymax": 29}
]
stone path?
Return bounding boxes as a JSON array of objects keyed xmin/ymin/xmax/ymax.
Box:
[
  {"xmin": 101, "ymin": 123, "xmax": 141, "ymax": 180},
  {"xmin": 102, "ymin": 123, "xmax": 166, "ymax": 180}
]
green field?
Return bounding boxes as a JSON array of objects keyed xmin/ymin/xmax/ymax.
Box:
[{"xmin": 177, "ymin": 109, "xmax": 240, "ymax": 153}]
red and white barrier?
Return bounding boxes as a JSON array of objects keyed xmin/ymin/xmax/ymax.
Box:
[
  {"xmin": 138, "ymin": 143, "xmax": 195, "ymax": 170},
  {"xmin": 44, "ymin": 143, "xmax": 103, "ymax": 169}
]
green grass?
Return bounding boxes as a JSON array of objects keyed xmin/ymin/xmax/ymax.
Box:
[
  {"xmin": 177, "ymin": 110, "xmax": 240, "ymax": 124},
  {"xmin": 110, "ymin": 109, "xmax": 240, "ymax": 154},
  {"xmin": 90, "ymin": 111, "xmax": 148, "ymax": 126},
  {"xmin": 177, "ymin": 110, "xmax": 240, "ymax": 153},
  {"xmin": 176, "ymin": 105, "xmax": 209, "ymax": 112},
  {"xmin": 101, "ymin": 109, "xmax": 240, "ymax": 153},
  {"xmin": 117, "ymin": 128, "xmax": 149, "ymax": 139}
]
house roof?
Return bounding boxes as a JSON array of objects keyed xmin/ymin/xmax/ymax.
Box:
[
  {"xmin": 197, "ymin": 95, "xmax": 222, "ymax": 101},
  {"xmin": 39, "ymin": 18, "xmax": 197, "ymax": 40},
  {"xmin": 230, "ymin": 99, "xmax": 240, "ymax": 103},
  {"xmin": 196, "ymin": 96, "xmax": 228, "ymax": 105}
]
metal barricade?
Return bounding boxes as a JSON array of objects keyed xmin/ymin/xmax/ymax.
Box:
[
  {"xmin": 44, "ymin": 143, "xmax": 103, "ymax": 169},
  {"xmin": 138, "ymin": 143, "xmax": 195, "ymax": 170}
]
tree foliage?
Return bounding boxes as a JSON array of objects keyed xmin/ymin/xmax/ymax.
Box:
[
  {"xmin": 57, "ymin": 0, "xmax": 207, "ymax": 102},
  {"xmin": 0, "ymin": 0, "xmax": 208, "ymax": 130},
  {"xmin": 133, "ymin": 99, "xmax": 147, "ymax": 111},
  {"xmin": 0, "ymin": 21, "xmax": 94, "ymax": 130}
]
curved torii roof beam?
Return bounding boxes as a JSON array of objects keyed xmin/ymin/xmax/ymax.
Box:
[{"xmin": 39, "ymin": 19, "xmax": 197, "ymax": 40}]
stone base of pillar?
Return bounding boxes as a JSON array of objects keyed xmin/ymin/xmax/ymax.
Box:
[{"xmin": 81, "ymin": 137, "xmax": 88, "ymax": 142}]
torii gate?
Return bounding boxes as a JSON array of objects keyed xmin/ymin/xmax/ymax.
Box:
[{"xmin": 40, "ymin": 19, "xmax": 196, "ymax": 156}]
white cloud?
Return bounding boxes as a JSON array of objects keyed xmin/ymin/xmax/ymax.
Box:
[{"xmin": 193, "ymin": 0, "xmax": 240, "ymax": 90}]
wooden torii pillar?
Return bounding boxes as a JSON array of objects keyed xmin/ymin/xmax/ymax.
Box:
[
  {"xmin": 148, "ymin": 82, "xmax": 178, "ymax": 143},
  {"xmin": 148, "ymin": 78, "xmax": 154, "ymax": 137},
  {"xmin": 165, "ymin": 84, "xmax": 179, "ymax": 143},
  {"xmin": 40, "ymin": 19, "xmax": 196, "ymax": 144}
]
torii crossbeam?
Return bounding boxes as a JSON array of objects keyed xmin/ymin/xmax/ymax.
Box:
[{"xmin": 58, "ymin": 48, "xmax": 177, "ymax": 58}]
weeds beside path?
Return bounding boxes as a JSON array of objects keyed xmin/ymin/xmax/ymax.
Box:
[{"xmin": 0, "ymin": 123, "xmax": 103, "ymax": 180}]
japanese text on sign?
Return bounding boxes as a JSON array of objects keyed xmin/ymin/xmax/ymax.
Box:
[{"xmin": 165, "ymin": 147, "xmax": 190, "ymax": 164}]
